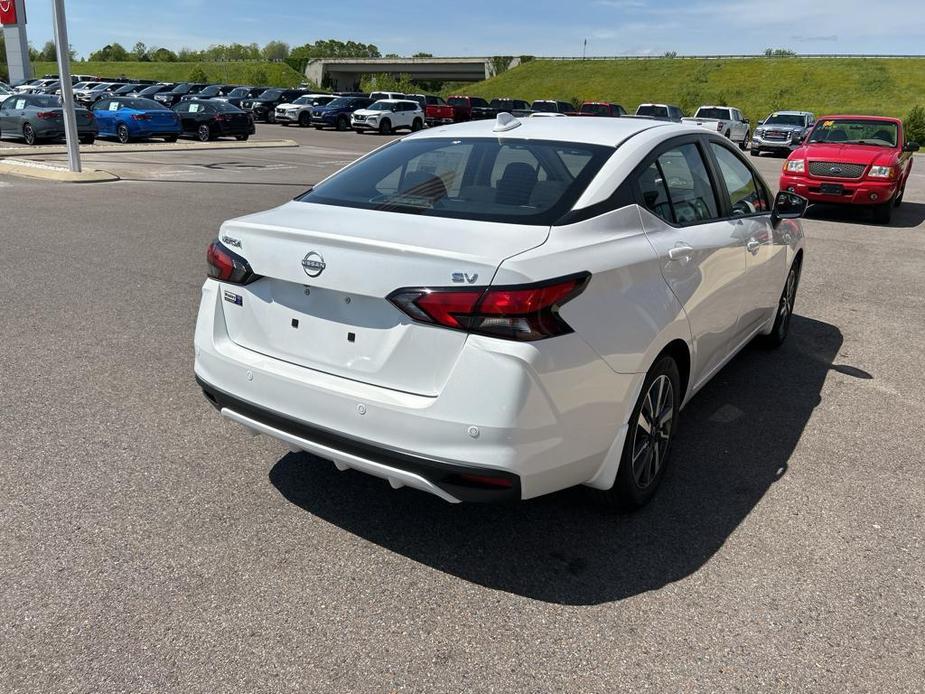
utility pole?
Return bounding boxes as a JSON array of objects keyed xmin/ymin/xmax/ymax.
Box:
[{"xmin": 51, "ymin": 0, "xmax": 80, "ymax": 172}]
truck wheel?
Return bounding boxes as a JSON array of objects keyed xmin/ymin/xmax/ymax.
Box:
[
  {"xmin": 894, "ymin": 185, "xmax": 905, "ymax": 208},
  {"xmin": 378, "ymin": 119, "xmax": 392, "ymax": 135},
  {"xmin": 336, "ymin": 115, "xmax": 349, "ymax": 131},
  {"xmin": 739, "ymin": 130, "xmax": 750, "ymax": 150},
  {"xmin": 298, "ymin": 112, "xmax": 311, "ymax": 127},
  {"xmin": 411, "ymin": 118, "xmax": 423, "ymax": 132},
  {"xmin": 873, "ymin": 201, "xmax": 894, "ymax": 225}
]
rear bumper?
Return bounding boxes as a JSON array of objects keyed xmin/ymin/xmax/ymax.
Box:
[
  {"xmin": 34, "ymin": 124, "xmax": 97, "ymax": 137},
  {"xmin": 193, "ymin": 279, "xmax": 639, "ymax": 502},
  {"xmin": 779, "ymin": 174, "xmax": 899, "ymax": 204}
]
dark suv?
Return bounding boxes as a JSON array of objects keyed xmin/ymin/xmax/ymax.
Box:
[
  {"xmin": 242, "ymin": 88, "xmax": 309, "ymax": 123},
  {"xmin": 153, "ymin": 83, "xmax": 210, "ymax": 108},
  {"xmin": 311, "ymin": 96, "xmax": 374, "ymax": 130}
]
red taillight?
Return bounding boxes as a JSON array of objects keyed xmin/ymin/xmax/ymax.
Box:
[
  {"xmin": 131, "ymin": 113, "xmax": 151, "ymax": 121},
  {"xmin": 450, "ymin": 473, "xmax": 513, "ymax": 489},
  {"xmin": 86, "ymin": 112, "xmax": 94, "ymax": 122},
  {"xmin": 388, "ymin": 273, "xmax": 590, "ymax": 341},
  {"xmin": 213, "ymin": 113, "xmax": 226, "ymax": 122},
  {"xmin": 36, "ymin": 111, "xmax": 59, "ymax": 120},
  {"xmin": 206, "ymin": 239, "xmax": 260, "ymax": 285}
]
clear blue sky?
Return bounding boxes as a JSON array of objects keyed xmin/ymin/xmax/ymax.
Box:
[{"xmin": 19, "ymin": 0, "xmax": 925, "ymax": 58}]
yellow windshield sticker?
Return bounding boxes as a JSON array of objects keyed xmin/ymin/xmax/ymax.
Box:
[{"xmin": 822, "ymin": 120, "xmax": 835, "ymax": 127}]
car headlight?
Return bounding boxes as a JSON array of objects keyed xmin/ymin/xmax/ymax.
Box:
[
  {"xmin": 755, "ymin": 129, "xmax": 765, "ymax": 137},
  {"xmin": 784, "ymin": 159, "xmax": 805, "ymax": 174},
  {"xmin": 868, "ymin": 165, "xmax": 895, "ymax": 179}
]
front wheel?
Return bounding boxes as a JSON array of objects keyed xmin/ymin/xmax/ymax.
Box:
[
  {"xmin": 750, "ymin": 148, "xmax": 760, "ymax": 157},
  {"xmin": 739, "ymin": 130, "xmax": 750, "ymax": 150},
  {"xmin": 594, "ymin": 356, "xmax": 680, "ymax": 509},
  {"xmin": 235, "ymin": 134, "xmax": 249, "ymax": 141},
  {"xmin": 410, "ymin": 118, "xmax": 423, "ymax": 132},
  {"xmin": 117, "ymin": 124, "xmax": 130, "ymax": 144},
  {"xmin": 762, "ymin": 261, "xmax": 800, "ymax": 348},
  {"xmin": 378, "ymin": 119, "xmax": 392, "ymax": 135},
  {"xmin": 197, "ymin": 124, "xmax": 213, "ymax": 142},
  {"xmin": 80, "ymin": 136, "xmax": 95, "ymax": 145},
  {"xmin": 299, "ymin": 112, "xmax": 311, "ymax": 128},
  {"xmin": 336, "ymin": 115, "xmax": 349, "ymax": 131}
]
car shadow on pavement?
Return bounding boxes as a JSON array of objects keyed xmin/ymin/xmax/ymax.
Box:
[
  {"xmin": 805, "ymin": 201, "xmax": 925, "ymax": 228},
  {"xmin": 270, "ymin": 315, "xmax": 846, "ymax": 605}
]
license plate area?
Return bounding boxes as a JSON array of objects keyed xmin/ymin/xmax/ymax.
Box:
[{"xmin": 820, "ymin": 183, "xmax": 845, "ymax": 195}]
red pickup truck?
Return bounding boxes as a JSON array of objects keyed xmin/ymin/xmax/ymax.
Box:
[
  {"xmin": 779, "ymin": 115, "xmax": 920, "ymax": 224},
  {"xmin": 408, "ymin": 94, "xmax": 457, "ymax": 127}
]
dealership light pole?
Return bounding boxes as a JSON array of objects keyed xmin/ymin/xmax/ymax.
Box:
[{"xmin": 51, "ymin": 0, "xmax": 80, "ymax": 172}]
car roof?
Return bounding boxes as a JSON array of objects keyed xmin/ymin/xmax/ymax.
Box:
[
  {"xmin": 815, "ymin": 114, "xmax": 901, "ymax": 123},
  {"xmin": 768, "ymin": 110, "xmax": 812, "ymax": 115},
  {"xmin": 373, "ymin": 99, "xmax": 418, "ymax": 105},
  {"xmin": 412, "ymin": 114, "xmax": 691, "ymax": 146}
]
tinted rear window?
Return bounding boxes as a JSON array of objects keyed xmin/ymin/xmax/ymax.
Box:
[
  {"xmin": 298, "ymin": 137, "xmax": 613, "ymax": 225},
  {"xmin": 581, "ymin": 103, "xmax": 610, "ymax": 115},
  {"xmin": 259, "ymin": 89, "xmax": 283, "ymax": 99},
  {"xmin": 636, "ymin": 105, "xmax": 668, "ymax": 118},
  {"xmin": 212, "ymin": 102, "xmax": 244, "ymax": 112},
  {"xmin": 696, "ymin": 108, "xmax": 732, "ymax": 120}
]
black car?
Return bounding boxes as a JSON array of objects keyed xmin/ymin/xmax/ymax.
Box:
[
  {"xmin": 242, "ymin": 88, "xmax": 308, "ymax": 123},
  {"xmin": 130, "ymin": 83, "xmax": 177, "ymax": 98},
  {"xmin": 173, "ymin": 99, "xmax": 252, "ymax": 142},
  {"xmin": 181, "ymin": 84, "xmax": 240, "ymax": 103},
  {"xmin": 110, "ymin": 84, "xmax": 145, "ymax": 97},
  {"xmin": 153, "ymin": 83, "xmax": 209, "ymax": 108},
  {"xmin": 216, "ymin": 86, "xmax": 267, "ymax": 109}
]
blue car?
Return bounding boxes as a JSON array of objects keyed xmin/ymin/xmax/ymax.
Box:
[
  {"xmin": 311, "ymin": 96, "xmax": 374, "ymax": 131},
  {"xmin": 90, "ymin": 96, "xmax": 182, "ymax": 143}
]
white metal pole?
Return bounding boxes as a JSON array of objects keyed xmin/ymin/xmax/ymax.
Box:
[{"xmin": 51, "ymin": 0, "xmax": 81, "ymax": 172}]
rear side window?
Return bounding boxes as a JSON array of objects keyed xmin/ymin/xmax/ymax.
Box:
[
  {"xmin": 710, "ymin": 143, "xmax": 770, "ymax": 215},
  {"xmin": 640, "ymin": 144, "xmax": 719, "ymax": 225},
  {"xmin": 299, "ymin": 137, "xmax": 614, "ymax": 225}
]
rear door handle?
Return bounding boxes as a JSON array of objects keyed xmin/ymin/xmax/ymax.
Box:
[
  {"xmin": 746, "ymin": 240, "xmax": 761, "ymax": 254},
  {"xmin": 668, "ymin": 244, "xmax": 694, "ymax": 261}
]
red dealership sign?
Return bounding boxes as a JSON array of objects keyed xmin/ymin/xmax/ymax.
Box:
[{"xmin": 0, "ymin": 0, "xmax": 18, "ymax": 25}]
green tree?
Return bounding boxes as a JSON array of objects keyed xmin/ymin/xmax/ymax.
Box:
[
  {"xmin": 149, "ymin": 47, "xmax": 178, "ymax": 62},
  {"xmin": 412, "ymin": 52, "xmax": 433, "ymax": 58},
  {"xmin": 262, "ymin": 41, "xmax": 290, "ymax": 62},
  {"xmin": 132, "ymin": 42, "xmax": 148, "ymax": 61},
  {"xmin": 39, "ymin": 41, "xmax": 57, "ymax": 62},
  {"xmin": 905, "ymin": 105, "xmax": 925, "ymax": 145},
  {"xmin": 188, "ymin": 65, "xmax": 209, "ymax": 82},
  {"xmin": 359, "ymin": 72, "xmax": 416, "ymax": 94}
]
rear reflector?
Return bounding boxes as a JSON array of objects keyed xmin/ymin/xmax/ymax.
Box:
[
  {"xmin": 388, "ymin": 272, "xmax": 590, "ymax": 341},
  {"xmin": 448, "ymin": 473, "xmax": 514, "ymax": 489},
  {"xmin": 206, "ymin": 239, "xmax": 260, "ymax": 285}
]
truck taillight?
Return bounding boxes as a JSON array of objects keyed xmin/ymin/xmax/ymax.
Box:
[
  {"xmin": 206, "ymin": 239, "xmax": 261, "ymax": 285},
  {"xmin": 388, "ymin": 273, "xmax": 591, "ymax": 341},
  {"xmin": 716, "ymin": 122, "xmax": 724, "ymax": 131}
]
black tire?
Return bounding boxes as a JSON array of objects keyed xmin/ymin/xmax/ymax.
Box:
[
  {"xmin": 378, "ymin": 119, "xmax": 392, "ymax": 135},
  {"xmin": 79, "ymin": 136, "xmax": 95, "ymax": 145},
  {"xmin": 750, "ymin": 148, "xmax": 760, "ymax": 157},
  {"xmin": 163, "ymin": 135, "xmax": 178, "ymax": 143},
  {"xmin": 23, "ymin": 123, "xmax": 37, "ymax": 146},
  {"xmin": 117, "ymin": 124, "xmax": 130, "ymax": 144},
  {"xmin": 197, "ymin": 124, "xmax": 213, "ymax": 143},
  {"xmin": 336, "ymin": 115, "xmax": 349, "ymax": 131},
  {"xmin": 594, "ymin": 355, "xmax": 681, "ymax": 510},
  {"xmin": 353, "ymin": 128, "xmax": 363, "ymax": 134},
  {"xmin": 266, "ymin": 112, "xmax": 276, "ymax": 124},
  {"xmin": 894, "ymin": 186, "xmax": 905, "ymax": 208},
  {"xmin": 314, "ymin": 125, "xmax": 324, "ymax": 130},
  {"xmin": 739, "ymin": 130, "xmax": 750, "ymax": 150},
  {"xmin": 761, "ymin": 260, "xmax": 801, "ymax": 348},
  {"xmin": 873, "ymin": 201, "xmax": 894, "ymax": 224},
  {"xmin": 411, "ymin": 118, "xmax": 423, "ymax": 132},
  {"xmin": 299, "ymin": 112, "xmax": 311, "ymax": 128},
  {"xmin": 236, "ymin": 134, "xmax": 249, "ymax": 141}
]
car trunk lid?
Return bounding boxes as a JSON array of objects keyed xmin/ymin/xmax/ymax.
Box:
[{"xmin": 217, "ymin": 201, "xmax": 549, "ymax": 396}]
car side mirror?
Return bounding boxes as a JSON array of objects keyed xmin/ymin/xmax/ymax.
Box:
[
  {"xmin": 757, "ymin": 120, "xmax": 765, "ymax": 126},
  {"xmin": 903, "ymin": 141, "xmax": 920, "ymax": 152},
  {"xmin": 771, "ymin": 191, "xmax": 808, "ymax": 225},
  {"xmin": 744, "ymin": 118, "xmax": 750, "ymax": 124}
]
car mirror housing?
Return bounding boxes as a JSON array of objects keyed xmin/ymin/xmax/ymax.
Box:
[
  {"xmin": 771, "ymin": 191, "xmax": 808, "ymax": 225},
  {"xmin": 903, "ymin": 141, "xmax": 920, "ymax": 152}
]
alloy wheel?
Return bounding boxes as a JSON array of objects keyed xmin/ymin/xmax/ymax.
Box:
[
  {"xmin": 198, "ymin": 125, "xmax": 211, "ymax": 142},
  {"xmin": 631, "ymin": 374, "xmax": 675, "ymax": 489},
  {"xmin": 778, "ymin": 268, "xmax": 797, "ymax": 332}
]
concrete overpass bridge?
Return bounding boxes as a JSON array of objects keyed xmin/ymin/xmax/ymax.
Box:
[{"xmin": 305, "ymin": 57, "xmax": 516, "ymax": 90}]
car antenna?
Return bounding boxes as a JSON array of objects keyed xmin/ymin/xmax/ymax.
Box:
[{"xmin": 493, "ymin": 112, "xmax": 522, "ymax": 133}]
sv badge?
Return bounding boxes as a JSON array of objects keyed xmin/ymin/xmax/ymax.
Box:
[{"xmin": 452, "ymin": 272, "xmax": 479, "ymax": 284}]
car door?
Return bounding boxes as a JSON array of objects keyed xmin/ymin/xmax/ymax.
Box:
[
  {"xmin": 1, "ymin": 96, "xmax": 27, "ymax": 136},
  {"xmin": 0, "ymin": 97, "xmax": 16, "ymax": 135},
  {"xmin": 636, "ymin": 137, "xmax": 749, "ymax": 386},
  {"xmin": 92, "ymin": 100, "xmax": 114, "ymax": 136},
  {"xmin": 707, "ymin": 140, "xmax": 784, "ymax": 337},
  {"xmin": 173, "ymin": 102, "xmax": 193, "ymax": 133}
]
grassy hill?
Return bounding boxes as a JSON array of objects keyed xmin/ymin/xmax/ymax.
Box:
[
  {"xmin": 31, "ymin": 61, "xmax": 305, "ymax": 87},
  {"xmin": 452, "ymin": 58, "xmax": 925, "ymax": 124}
]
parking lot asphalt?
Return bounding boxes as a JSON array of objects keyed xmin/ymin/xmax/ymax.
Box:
[{"xmin": 1, "ymin": 126, "xmax": 923, "ymax": 693}]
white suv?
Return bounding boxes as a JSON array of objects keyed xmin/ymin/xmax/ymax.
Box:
[
  {"xmin": 196, "ymin": 115, "xmax": 806, "ymax": 507},
  {"xmin": 351, "ymin": 99, "xmax": 424, "ymax": 135},
  {"xmin": 275, "ymin": 94, "xmax": 335, "ymax": 127}
]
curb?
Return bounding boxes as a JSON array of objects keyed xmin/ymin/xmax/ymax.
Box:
[
  {"xmin": 0, "ymin": 159, "xmax": 120, "ymax": 183},
  {"xmin": 0, "ymin": 138, "xmax": 299, "ymax": 159}
]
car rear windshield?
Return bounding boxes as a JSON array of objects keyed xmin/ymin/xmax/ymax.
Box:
[
  {"xmin": 808, "ymin": 119, "xmax": 898, "ymax": 147},
  {"xmin": 298, "ymin": 137, "xmax": 614, "ymax": 225},
  {"xmin": 211, "ymin": 101, "xmax": 243, "ymax": 112},
  {"xmin": 121, "ymin": 98, "xmax": 168, "ymax": 110},
  {"xmin": 29, "ymin": 95, "xmax": 61, "ymax": 108},
  {"xmin": 259, "ymin": 89, "xmax": 283, "ymax": 99},
  {"xmin": 447, "ymin": 97, "xmax": 469, "ymax": 107},
  {"xmin": 764, "ymin": 114, "xmax": 806, "ymax": 126},
  {"xmin": 696, "ymin": 108, "xmax": 732, "ymax": 120},
  {"xmin": 636, "ymin": 105, "xmax": 669, "ymax": 118},
  {"xmin": 532, "ymin": 101, "xmax": 557, "ymax": 112},
  {"xmin": 138, "ymin": 85, "xmax": 168, "ymax": 96},
  {"xmin": 581, "ymin": 103, "xmax": 611, "ymax": 115}
]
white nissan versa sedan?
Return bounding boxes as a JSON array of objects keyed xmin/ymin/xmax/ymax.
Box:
[{"xmin": 195, "ymin": 114, "xmax": 807, "ymax": 507}]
